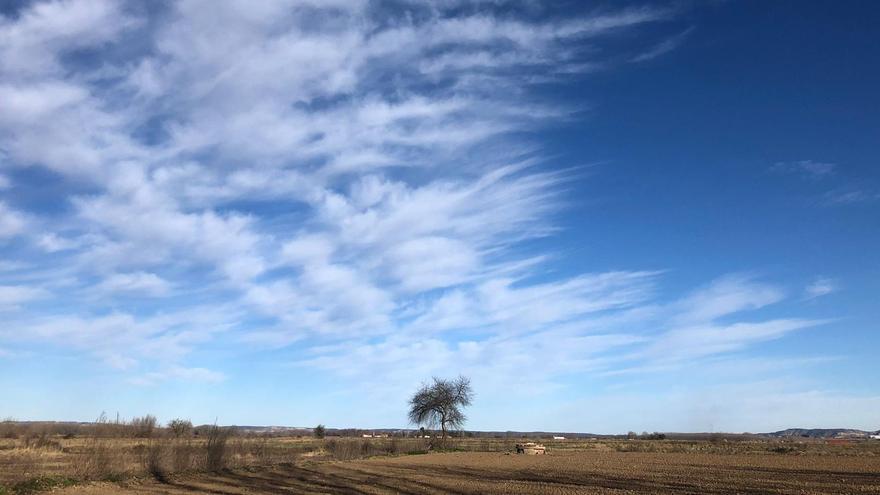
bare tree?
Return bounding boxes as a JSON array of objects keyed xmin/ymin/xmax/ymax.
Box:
[
  {"xmin": 168, "ymin": 418, "xmax": 193, "ymax": 438},
  {"xmin": 130, "ymin": 415, "xmax": 158, "ymax": 438},
  {"xmin": 408, "ymin": 376, "xmax": 473, "ymax": 443}
]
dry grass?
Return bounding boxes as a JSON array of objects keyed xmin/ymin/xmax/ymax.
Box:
[
  {"xmin": 323, "ymin": 437, "xmax": 429, "ymax": 460},
  {"xmin": 0, "ymin": 433, "xmax": 323, "ymax": 489},
  {"xmin": 2, "ymin": 430, "xmax": 880, "ymax": 494}
]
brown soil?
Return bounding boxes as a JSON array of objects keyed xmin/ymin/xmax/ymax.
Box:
[{"xmin": 52, "ymin": 450, "xmax": 880, "ymax": 494}]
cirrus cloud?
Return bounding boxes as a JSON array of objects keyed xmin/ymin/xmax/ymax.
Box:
[{"xmin": 0, "ymin": 0, "xmax": 827, "ymax": 408}]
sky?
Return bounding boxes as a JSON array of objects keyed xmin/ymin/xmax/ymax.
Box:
[{"xmin": 0, "ymin": 0, "xmax": 878, "ymax": 434}]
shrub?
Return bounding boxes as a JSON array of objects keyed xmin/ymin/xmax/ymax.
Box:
[
  {"xmin": 323, "ymin": 437, "xmax": 427, "ymax": 460},
  {"xmin": 252, "ymin": 435, "xmax": 271, "ymax": 464},
  {"xmin": 1, "ymin": 418, "xmax": 18, "ymax": 439},
  {"xmin": 171, "ymin": 439, "xmax": 195, "ymax": 472},
  {"xmin": 141, "ymin": 440, "xmax": 167, "ymax": 481},
  {"xmin": 130, "ymin": 415, "xmax": 158, "ymax": 438},
  {"xmin": 8, "ymin": 476, "xmax": 76, "ymax": 495},
  {"xmin": 205, "ymin": 424, "xmax": 230, "ymax": 472},
  {"xmin": 314, "ymin": 424, "xmax": 326, "ymax": 439},
  {"xmin": 76, "ymin": 438, "xmax": 115, "ymax": 480},
  {"xmin": 168, "ymin": 419, "xmax": 193, "ymax": 438},
  {"xmin": 770, "ymin": 445, "xmax": 799, "ymax": 454},
  {"xmin": 21, "ymin": 433, "xmax": 62, "ymax": 451},
  {"xmin": 324, "ymin": 439, "xmax": 362, "ymax": 461},
  {"xmin": 76, "ymin": 414, "xmax": 121, "ymax": 480}
]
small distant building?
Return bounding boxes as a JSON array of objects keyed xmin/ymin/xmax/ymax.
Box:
[
  {"xmin": 552, "ymin": 436, "xmax": 566, "ymax": 440},
  {"xmin": 870, "ymin": 434, "xmax": 880, "ymax": 440},
  {"xmin": 362, "ymin": 434, "xmax": 373, "ymax": 438}
]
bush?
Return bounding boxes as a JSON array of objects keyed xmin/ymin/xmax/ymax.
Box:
[
  {"xmin": 8, "ymin": 476, "xmax": 76, "ymax": 495},
  {"xmin": 141, "ymin": 440, "xmax": 167, "ymax": 481},
  {"xmin": 1, "ymin": 418, "xmax": 19, "ymax": 439},
  {"xmin": 770, "ymin": 445, "xmax": 799, "ymax": 454},
  {"xmin": 314, "ymin": 424, "xmax": 326, "ymax": 439},
  {"xmin": 324, "ymin": 439, "xmax": 363, "ymax": 460},
  {"xmin": 130, "ymin": 415, "xmax": 158, "ymax": 438},
  {"xmin": 205, "ymin": 424, "xmax": 230, "ymax": 472},
  {"xmin": 21, "ymin": 433, "xmax": 62, "ymax": 451},
  {"xmin": 76, "ymin": 438, "xmax": 116, "ymax": 480},
  {"xmin": 323, "ymin": 438, "xmax": 428, "ymax": 460},
  {"xmin": 253, "ymin": 435, "xmax": 272, "ymax": 464},
  {"xmin": 168, "ymin": 419, "xmax": 193, "ymax": 438},
  {"xmin": 76, "ymin": 414, "xmax": 122, "ymax": 480},
  {"xmin": 172, "ymin": 439, "xmax": 194, "ymax": 472}
]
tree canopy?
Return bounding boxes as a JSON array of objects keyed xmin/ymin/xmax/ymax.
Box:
[{"xmin": 408, "ymin": 375, "xmax": 473, "ymax": 440}]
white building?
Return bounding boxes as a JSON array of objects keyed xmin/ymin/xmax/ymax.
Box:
[
  {"xmin": 870, "ymin": 434, "xmax": 880, "ymax": 440},
  {"xmin": 552, "ymin": 436, "xmax": 566, "ymax": 440}
]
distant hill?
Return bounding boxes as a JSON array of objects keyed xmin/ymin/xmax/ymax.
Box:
[{"xmin": 765, "ymin": 428, "xmax": 874, "ymax": 439}]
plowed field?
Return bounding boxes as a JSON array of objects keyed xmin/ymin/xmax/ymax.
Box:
[{"xmin": 55, "ymin": 450, "xmax": 880, "ymax": 494}]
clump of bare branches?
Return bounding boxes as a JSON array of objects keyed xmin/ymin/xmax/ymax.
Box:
[
  {"xmin": 140, "ymin": 440, "xmax": 167, "ymax": 481},
  {"xmin": 1, "ymin": 417, "xmax": 18, "ymax": 439},
  {"xmin": 167, "ymin": 419, "xmax": 193, "ymax": 438},
  {"xmin": 408, "ymin": 375, "xmax": 473, "ymax": 448},
  {"xmin": 76, "ymin": 413, "xmax": 119, "ymax": 480},
  {"xmin": 130, "ymin": 415, "xmax": 158, "ymax": 438},
  {"xmin": 323, "ymin": 438, "xmax": 428, "ymax": 460},
  {"xmin": 204, "ymin": 424, "xmax": 230, "ymax": 472}
]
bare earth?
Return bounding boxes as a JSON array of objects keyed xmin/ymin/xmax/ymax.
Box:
[{"xmin": 54, "ymin": 451, "xmax": 880, "ymax": 495}]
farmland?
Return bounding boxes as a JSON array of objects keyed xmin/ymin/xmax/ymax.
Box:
[{"xmin": 3, "ymin": 434, "xmax": 880, "ymax": 494}]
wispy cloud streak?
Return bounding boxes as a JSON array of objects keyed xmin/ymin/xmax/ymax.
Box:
[{"xmin": 0, "ymin": 0, "xmax": 818, "ymax": 397}]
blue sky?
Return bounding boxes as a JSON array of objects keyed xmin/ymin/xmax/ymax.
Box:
[{"xmin": 0, "ymin": 0, "xmax": 878, "ymax": 433}]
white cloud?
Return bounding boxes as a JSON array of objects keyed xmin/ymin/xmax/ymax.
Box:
[
  {"xmin": 0, "ymin": 0, "xmax": 828, "ymax": 407},
  {"xmin": 671, "ymin": 275, "xmax": 784, "ymax": 325},
  {"xmin": 94, "ymin": 272, "xmax": 171, "ymax": 297},
  {"xmin": 823, "ymin": 188, "xmax": 880, "ymax": 205},
  {"xmin": 771, "ymin": 160, "xmax": 836, "ymax": 179},
  {"xmin": 129, "ymin": 366, "xmax": 226, "ymax": 387},
  {"xmin": 632, "ymin": 27, "xmax": 693, "ymax": 62},
  {"xmin": 389, "ymin": 236, "xmax": 479, "ymax": 292},
  {"xmin": 0, "ymin": 174, "xmax": 9, "ymax": 189},
  {"xmin": 299, "ymin": 273, "xmax": 823, "ymax": 393},
  {"xmin": 36, "ymin": 233, "xmax": 80, "ymax": 252},
  {"xmin": 2, "ymin": 306, "xmax": 242, "ymax": 374},
  {"xmin": 646, "ymin": 318, "xmax": 824, "ymax": 362},
  {"xmin": 0, "ymin": 81, "xmax": 142, "ymax": 179},
  {"xmin": 0, "ymin": 0, "xmax": 141, "ymax": 179},
  {"xmin": 804, "ymin": 277, "xmax": 838, "ymax": 299},
  {"xmin": 0, "ymin": 0, "xmax": 134, "ymax": 79},
  {"xmin": 0, "ymin": 285, "xmax": 46, "ymax": 311},
  {"xmin": 616, "ymin": 276, "xmax": 826, "ymax": 368},
  {"xmin": 0, "ymin": 201, "xmax": 26, "ymax": 239},
  {"xmin": 72, "ymin": 168, "xmax": 266, "ymax": 283}
]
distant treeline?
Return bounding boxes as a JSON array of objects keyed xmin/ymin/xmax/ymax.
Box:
[{"xmin": 7, "ymin": 417, "xmax": 861, "ymax": 441}]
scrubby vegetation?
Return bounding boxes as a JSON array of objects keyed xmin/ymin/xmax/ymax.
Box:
[
  {"xmin": 3, "ymin": 417, "xmax": 880, "ymax": 494},
  {"xmin": 0, "ymin": 415, "xmax": 319, "ymax": 490}
]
